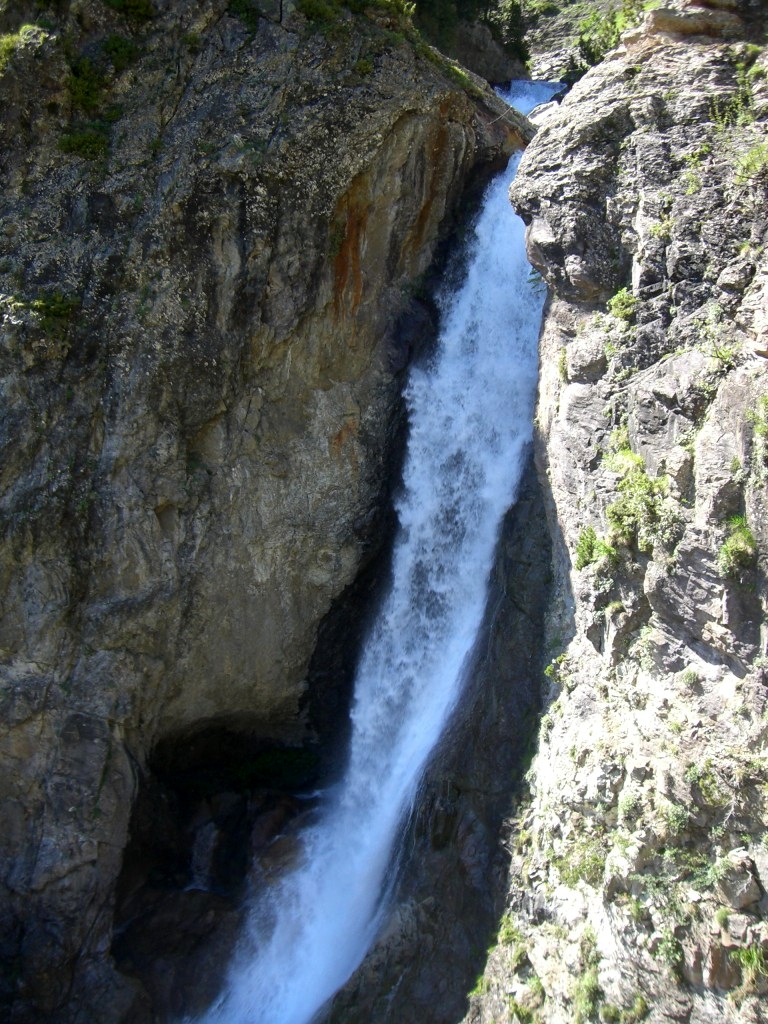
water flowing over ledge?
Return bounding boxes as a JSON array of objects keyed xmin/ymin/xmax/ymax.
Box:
[{"xmin": 192, "ymin": 80, "xmax": 560, "ymax": 1024}]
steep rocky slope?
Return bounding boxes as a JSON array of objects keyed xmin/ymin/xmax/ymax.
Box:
[
  {"xmin": 0, "ymin": 1, "xmax": 532, "ymax": 1019},
  {"xmin": 465, "ymin": 2, "xmax": 768, "ymax": 1022}
]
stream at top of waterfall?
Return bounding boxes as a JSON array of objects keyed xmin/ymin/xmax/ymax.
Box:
[{"xmin": 191, "ymin": 80, "xmax": 561, "ymax": 1024}]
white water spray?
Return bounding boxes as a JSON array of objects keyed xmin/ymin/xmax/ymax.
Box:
[{"xmin": 196, "ymin": 81, "xmax": 559, "ymax": 1024}]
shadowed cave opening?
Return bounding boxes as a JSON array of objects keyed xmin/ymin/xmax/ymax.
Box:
[{"xmin": 111, "ymin": 723, "xmax": 328, "ymax": 1019}]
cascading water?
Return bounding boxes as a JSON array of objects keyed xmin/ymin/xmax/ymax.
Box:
[{"xmin": 195, "ymin": 80, "xmax": 559, "ymax": 1024}]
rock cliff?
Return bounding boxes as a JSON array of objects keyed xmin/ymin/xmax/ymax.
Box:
[
  {"xmin": 465, "ymin": 2, "xmax": 768, "ymax": 1022},
  {"xmin": 0, "ymin": 1, "xmax": 531, "ymax": 1019}
]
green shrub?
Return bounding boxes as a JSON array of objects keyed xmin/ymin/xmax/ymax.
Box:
[
  {"xmin": 19, "ymin": 291, "xmax": 81, "ymax": 336},
  {"xmin": 182, "ymin": 31, "xmax": 202, "ymax": 52},
  {"xmin": 684, "ymin": 759, "xmax": 724, "ymax": 805},
  {"xmin": 0, "ymin": 24, "xmax": 41, "ymax": 72},
  {"xmin": 575, "ymin": 526, "xmax": 598, "ymax": 570},
  {"xmin": 575, "ymin": 525, "xmax": 618, "ymax": 571},
  {"xmin": 606, "ymin": 466, "xmax": 679, "ymax": 552},
  {"xmin": 663, "ymin": 802, "xmax": 689, "ymax": 835},
  {"xmin": 498, "ymin": 913, "xmax": 523, "ymax": 947},
  {"xmin": 58, "ymin": 125, "xmax": 110, "ymax": 159},
  {"xmin": 577, "ymin": 0, "xmax": 647, "ymax": 68},
  {"xmin": 655, "ymin": 929, "xmax": 684, "ymax": 975},
  {"xmin": 730, "ymin": 944, "xmax": 767, "ymax": 988},
  {"xmin": 607, "ymin": 287, "xmax": 638, "ymax": 322},
  {"xmin": 556, "ymin": 837, "xmax": 607, "ymax": 888},
  {"xmin": 717, "ymin": 514, "xmax": 756, "ymax": 577},
  {"xmin": 103, "ymin": 33, "xmax": 139, "ymax": 71},
  {"xmin": 736, "ymin": 140, "xmax": 768, "ymax": 184},
  {"xmin": 103, "ymin": 0, "xmax": 155, "ymax": 23},
  {"xmin": 573, "ymin": 966, "xmax": 602, "ymax": 1023},
  {"xmin": 228, "ymin": 0, "xmax": 261, "ymax": 31},
  {"xmin": 748, "ymin": 395, "xmax": 768, "ymax": 439},
  {"xmin": 623, "ymin": 995, "xmax": 649, "ymax": 1022},
  {"xmin": 711, "ymin": 62, "xmax": 754, "ymax": 131},
  {"xmin": 298, "ymin": 0, "xmax": 340, "ymax": 23},
  {"xmin": 67, "ymin": 57, "xmax": 106, "ymax": 112}
]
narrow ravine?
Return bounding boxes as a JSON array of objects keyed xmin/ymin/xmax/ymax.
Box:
[{"xmin": 194, "ymin": 81, "xmax": 559, "ymax": 1024}]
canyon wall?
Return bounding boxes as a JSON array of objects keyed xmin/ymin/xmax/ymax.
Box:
[
  {"xmin": 465, "ymin": 2, "xmax": 768, "ymax": 1022},
  {"xmin": 0, "ymin": 1, "xmax": 531, "ymax": 1019}
]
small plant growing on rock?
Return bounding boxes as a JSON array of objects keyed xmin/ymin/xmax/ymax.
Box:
[
  {"xmin": 717, "ymin": 514, "xmax": 756, "ymax": 577},
  {"xmin": 0, "ymin": 23, "xmax": 43, "ymax": 72},
  {"xmin": 606, "ymin": 466, "xmax": 681, "ymax": 553},
  {"xmin": 556, "ymin": 837, "xmax": 607, "ymax": 888},
  {"xmin": 618, "ymin": 789, "xmax": 641, "ymax": 824},
  {"xmin": 747, "ymin": 395, "xmax": 768, "ymax": 477},
  {"xmin": 67, "ymin": 57, "xmax": 107, "ymax": 113},
  {"xmin": 58, "ymin": 124, "xmax": 111, "ymax": 159},
  {"xmin": 649, "ymin": 213, "xmax": 674, "ymax": 241},
  {"xmin": 655, "ymin": 929, "xmax": 684, "ymax": 976},
  {"xmin": 103, "ymin": 0, "xmax": 155, "ymax": 24},
  {"xmin": 103, "ymin": 34, "xmax": 139, "ymax": 71},
  {"xmin": 603, "ymin": 1002, "xmax": 649, "ymax": 1024},
  {"xmin": 607, "ymin": 287, "xmax": 638, "ymax": 323},
  {"xmin": 735, "ymin": 141, "xmax": 768, "ymax": 185},
  {"xmin": 731, "ymin": 944, "xmax": 768, "ymax": 990},
  {"xmin": 575, "ymin": 526, "xmax": 598, "ymax": 570},
  {"xmin": 663, "ymin": 802, "xmax": 689, "ymax": 836},
  {"xmin": 574, "ymin": 525, "xmax": 618, "ymax": 572}
]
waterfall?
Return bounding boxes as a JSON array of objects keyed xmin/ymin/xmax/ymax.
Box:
[{"xmin": 194, "ymin": 80, "xmax": 559, "ymax": 1024}]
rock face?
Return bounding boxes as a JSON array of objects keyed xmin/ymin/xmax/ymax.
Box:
[
  {"xmin": 465, "ymin": 2, "xmax": 768, "ymax": 1023},
  {"xmin": 0, "ymin": 1, "xmax": 532, "ymax": 1019}
]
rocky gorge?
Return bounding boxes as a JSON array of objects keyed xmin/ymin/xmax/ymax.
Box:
[{"xmin": 1, "ymin": 0, "xmax": 768, "ymax": 1023}]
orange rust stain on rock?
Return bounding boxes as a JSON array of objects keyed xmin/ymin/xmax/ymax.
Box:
[
  {"xmin": 402, "ymin": 122, "xmax": 452, "ymax": 267},
  {"xmin": 333, "ymin": 193, "xmax": 366, "ymax": 320},
  {"xmin": 330, "ymin": 419, "xmax": 357, "ymax": 456}
]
